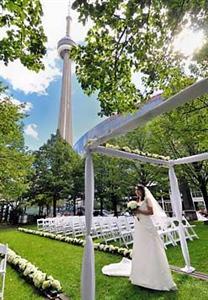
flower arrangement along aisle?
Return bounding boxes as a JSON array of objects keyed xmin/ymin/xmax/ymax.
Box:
[
  {"xmin": 18, "ymin": 227, "xmax": 133, "ymax": 257},
  {"xmin": 6, "ymin": 248, "xmax": 62, "ymax": 297}
]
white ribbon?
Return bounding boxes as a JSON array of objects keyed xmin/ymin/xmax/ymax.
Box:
[{"xmin": 169, "ymin": 166, "xmax": 195, "ymax": 273}]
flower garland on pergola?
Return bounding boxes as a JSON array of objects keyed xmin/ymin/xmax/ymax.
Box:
[
  {"xmin": 74, "ymin": 78, "xmax": 208, "ymax": 300},
  {"xmin": 105, "ymin": 143, "xmax": 170, "ymax": 160}
]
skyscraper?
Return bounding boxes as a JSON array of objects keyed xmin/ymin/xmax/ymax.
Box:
[{"xmin": 57, "ymin": 2, "xmax": 75, "ymax": 145}]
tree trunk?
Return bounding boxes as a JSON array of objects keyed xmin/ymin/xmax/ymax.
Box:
[
  {"xmin": 53, "ymin": 197, "xmax": 57, "ymax": 217},
  {"xmin": 179, "ymin": 178, "xmax": 195, "ymax": 210},
  {"xmin": 46, "ymin": 204, "xmax": 50, "ymax": 216},
  {"xmin": 100, "ymin": 197, "xmax": 104, "ymax": 215},
  {"xmin": 73, "ymin": 198, "xmax": 76, "ymax": 215},
  {"xmin": 200, "ymin": 181, "xmax": 208, "ymax": 211},
  {"xmin": 112, "ymin": 193, "xmax": 118, "ymax": 217},
  {"xmin": 38, "ymin": 205, "xmax": 43, "ymax": 216},
  {"xmin": 0, "ymin": 204, "xmax": 4, "ymax": 223},
  {"xmin": 179, "ymin": 178, "xmax": 197, "ymax": 220},
  {"xmin": 4, "ymin": 204, "xmax": 9, "ymax": 222}
]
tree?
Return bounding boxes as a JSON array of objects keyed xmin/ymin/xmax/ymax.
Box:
[
  {"xmin": 0, "ymin": 97, "xmax": 33, "ymax": 200},
  {"xmin": 94, "ymin": 153, "xmax": 136, "ymax": 216},
  {"xmin": 29, "ymin": 133, "xmax": 83, "ymax": 217},
  {"xmin": 0, "ymin": 95, "xmax": 34, "ymax": 222},
  {"xmin": 72, "ymin": 1, "xmax": 208, "ymax": 209},
  {"xmin": 0, "ymin": 0, "xmax": 47, "ymax": 71},
  {"xmin": 146, "ymin": 76, "xmax": 208, "ymax": 210},
  {"xmin": 115, "ymin": 127, "xmax": 169, "ymax": 190},
  {"xmin": 71, "ymin": 0, "xmax": 208, "ymax": 116}
]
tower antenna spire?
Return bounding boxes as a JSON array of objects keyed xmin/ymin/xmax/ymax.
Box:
[
  {"xmin": 68, "ymin": 0, "xmax": 71, "ymax": 17},
  {"xmin": 66, "ymin": 0, "xmax": 71, "ymax": 36}
]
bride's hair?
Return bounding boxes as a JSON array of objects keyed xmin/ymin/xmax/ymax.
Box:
[{"xmin": 136, "ymin": 184, "xmax": 145, "ymax": 200}]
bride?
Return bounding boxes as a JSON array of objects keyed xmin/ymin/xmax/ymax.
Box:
[{"xmin": 102, "ymin": 184, "xmax": 177, "ymax": 291}]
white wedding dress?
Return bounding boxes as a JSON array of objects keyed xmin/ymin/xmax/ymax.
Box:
[{"xmin": 102, "ymin": 197, "xmax": 177, "ymax": 291}]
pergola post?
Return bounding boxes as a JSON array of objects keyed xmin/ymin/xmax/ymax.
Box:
[
  {"xmin": 81, "ymin": 152, "xmax": 95, "ymax": 300},
  {"xmin": 168, "ymin": 166, "xmax": 195, "ymax": 273}
]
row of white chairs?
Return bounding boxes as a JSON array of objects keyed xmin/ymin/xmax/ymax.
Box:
[
  {"xmin": 37, "ymin": 215, "xmax": 198, "ymax": 249},
  {"xmin": 37, "ymin": 216, "xmax": 134, "ymax": 247}
]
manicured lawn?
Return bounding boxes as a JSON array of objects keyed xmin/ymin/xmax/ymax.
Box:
[{"xmin": 0, "ymin": 222, "xmax": 207, "ymax": 300}]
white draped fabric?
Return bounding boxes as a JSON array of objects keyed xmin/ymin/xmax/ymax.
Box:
[
  {"xmin": 81, "ymin": 153, "xmax": 95, "ymax": 300},
  {"xmin": 74, "ymin": 78, "xmax": 208, "ymax": 154},
  {"xmin": 168, "ymin": 166, "xmax": 195, "ymax": 273},
  {"xmin": 170, "ymin": 152, "xmax": 208, "ymax": 165}
]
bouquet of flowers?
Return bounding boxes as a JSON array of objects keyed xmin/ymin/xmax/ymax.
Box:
[
  {"xmin": 127, "ymin": 200, "xmax": 138, "ymax": 211},
  {"xmin": 127, "ymin": 200, "xmax": 141, "ymax": 220}
]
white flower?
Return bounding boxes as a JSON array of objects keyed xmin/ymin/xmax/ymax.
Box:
[
  {"xmin": 127, "ymin": 200, "xmax": 138, "ymax": 210},
  {"xmin": 18, "ymin": 258, "xmax": 28, "ymax": 270},
  {"xmin": 122, "ymin": 146, "xmax": 131, "ymax": 152},
  {"xmin": 47, "ymin": 275, "xmax": 54, "ymax": 281},
  {"xmin": 99, "ymin": 244, "xmax": 105, "ymax": 250},
  {"xmin": 123, "ymin": 249, "xmax": 129, "ymax": 256},
  {"xmin": 42, "ymin": 280, "xmax": 51, "ymax": 290},
  {"xmin": 93, "ymin": 243, "xmax": 100, "ymax": 249},
  {"xmin": 51, "ymin": 279, "xmax": 62, "ymax": 291},
  {"xmin": 103, "ymin": 245, "xmax": 108, "ymax": 251},
  {"xmin": 33, "ymin": 271, "xmax": 46, "ymax": 287},
  {"xmin": 109, "ymin": 245, "xmax": 115, "ymax": 252}
]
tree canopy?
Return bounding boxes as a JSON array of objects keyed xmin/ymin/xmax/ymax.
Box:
[
  {"xmin": 72, "ymin": 0, "xmax": 208, "ymax": 116},
  {"xmin": 28, "ymin": 133, "xmax": 84, "ymax": 217},
  {"xmin": 0, "ymin": 94, "xmax": 33, "ymax": 200},
  {"xmin": 0, "ymin": 0, "xmax": 47, "ymax": 71}
]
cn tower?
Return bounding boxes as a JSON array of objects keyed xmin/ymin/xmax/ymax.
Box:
[{"xmin": 57, "ymin": 1, "xmax": 75, "ymax": 145}]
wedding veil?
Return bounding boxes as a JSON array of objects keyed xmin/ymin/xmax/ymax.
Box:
[{"xmin": 144, "ymin": 187, "xmax": 169, "ymax": 228}]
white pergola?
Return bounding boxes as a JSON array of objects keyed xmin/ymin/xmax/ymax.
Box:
[{"xmin": 74, "ymin": 78, "xmax": 208, "ymax": 300}]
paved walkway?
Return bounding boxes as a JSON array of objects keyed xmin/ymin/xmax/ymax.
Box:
[{"xmin": 170, "ymin": 265, "xmax": 208, "ymax": 281}]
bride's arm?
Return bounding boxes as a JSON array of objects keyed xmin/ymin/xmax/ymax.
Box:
[{"xmin": 137, "ymin": 198, "xmax": 153, "ymax": 216}]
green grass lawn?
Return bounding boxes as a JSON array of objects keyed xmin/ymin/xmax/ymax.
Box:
[{"xmin": 0, "ymin": 222, "xmax": 207, "ymax": 300}]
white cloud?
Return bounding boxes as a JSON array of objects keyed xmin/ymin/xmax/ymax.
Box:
[
  {"xmin": 0, "ymin": 93, "xmax": 33, "ymax": 113},
  {"xmin": 0, "ymin": 49, "xmax": 61, "ymax": 94},
  {"xmin": 0, "ymin": 0, "xmax": 91, "ymax": 95},
  {"xmin": 24, "ymin": 124, "xmax": 39, "ymax": 140}
]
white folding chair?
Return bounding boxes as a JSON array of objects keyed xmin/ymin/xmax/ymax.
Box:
[
  {"xmin": 37, "ymin": 218, "xmax": 44, "ymax": 230},
  {"xmin": 99, "ymin": 217, "xmax": 116, "ymax": 243},
  {"xmin": 157, "ymin": 221, "xmax": 178, "ymax": 248},
  {"xmin": 0, "ymin": 244, "xmax": 8, "ymax": 300},
  {"xmin": 182, "ymin": 216, "xmax": 199, "ymax": 240},
  {"xmin": 116, "ymin": 217, "xmax": 133, "ymax": 248}
]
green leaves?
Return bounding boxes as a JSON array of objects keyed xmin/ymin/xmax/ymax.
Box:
[
  {"xmin": 29, "ymin": 132, "xmax": 84, "ymax": 210},
  {"xmin": 72, "ymin": 0, "xmax": 208, "ymax": 116},
  {"xmin": 0, "ymin": 96, "xmax": 33, "ymax": 199},
  {"xmin": 0, "ymin": 0, "xmax": 47, "ymax": 71}
]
